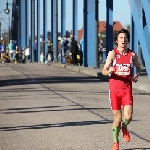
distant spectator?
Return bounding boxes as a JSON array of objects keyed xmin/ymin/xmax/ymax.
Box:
[
  {"xmin": 33, "ymin": 40, "xmax": 37, "ymax": 62},
  {"xmin": 79, "ymin": 37, "xmax": 83, "ymax": 52},
  {"xmin": 0, "ymin": 40, "xmax": 6, "ymax": 62},
  {"xmin": 70, "ymin": 36, "xmax": 78, "ymax": 65},
  {"xmin": 3, "ymin": 48, "xmax": 9, "ymax": 63},
  {"xmin": 63, "ymin": 35, "xmax": 69, "ymax": 55},
  {"xmin": 99, "ymin": 38, "xmax": 106, "ymax": 51},
  {"xmin": 14, "ymin": 46, "xmax": 20, "ymax": 63},
  {"xmin": 59, "ymin": 38, "xmax": 65, "ymax": 64},
  {"xmin": 44, "ymin": 38, "xmax": 53, "ymax": 63},
  {"xmin": 8, "ymin": 40, "xmax": 15, "ymax": 62},
  {"xmin": 99, "ymin": 38, "xmax": 106, "ymax": 63},
  {"xmin": 25, "ymin": 46, "xmax": 30, "ymax": 63}
]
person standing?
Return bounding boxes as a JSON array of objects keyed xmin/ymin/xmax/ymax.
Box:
[
  {"xmin": 25, "ymin": 46, "xmax": 30, "ymax": 63},
  {"xmin": 14, "ymin": 46, "xmax": 20, "ymax": 63},
  {"xmin": 33, "ymin": 40, "xmax": 37, "ymax": 62},
  {"xmin": 59, "ymin": 38, "xmax": 65, "ymax": 64},
  {"xmin": 102, "ymin": 29, "xmax": 141, "ymax": 150},
  {"xmin": 70, "ymin": 36, "xmax": 78, "ymax": 65},
  {"xmin": 44, "ymin": 38, "xmax": 53, "ymax": 63},
  {"xmin": 99, "ymin": 38, "xmax": 106, "ymax": 63},
  {"xmin": 8, "ymin": 40, "xmax": 15, "ymax": 62},
  {"xmin": 0, "ymin": 40, "xmax": 6, "ymax": 62},
  {"xmin": 60, "ymin": 36, "xmax": 69, "ymax": 64},
  {"xmin": 63, "ymin": 35, "xmax": 69, "ymax": 55}
]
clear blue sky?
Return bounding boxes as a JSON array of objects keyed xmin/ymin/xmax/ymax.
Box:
[
  {"xmin": 0, "ymin": 0, "xmax": 131, "ymax": 35},
  {"xmin": 0, "ymin": 0, "xmax": 12, "ymax": 33},
  {"xmin": 63, "ymin": 0, "xmax": 131, "ymax": 31},
  {"xmin": 37, "ymin": 0, "xmax": 131, "ymax": 33}
]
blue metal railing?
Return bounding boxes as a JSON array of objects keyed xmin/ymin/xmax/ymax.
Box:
[{"xmin": 129, "ymin": 0, "xmax": 150, "ymax": 81}]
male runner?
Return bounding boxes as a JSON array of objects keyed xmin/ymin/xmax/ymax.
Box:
[{"xmin": 102, "ymin": 29, "xmax": 141, "ymax": 150}]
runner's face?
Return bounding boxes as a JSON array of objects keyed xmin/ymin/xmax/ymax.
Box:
[{"xmin": 116, "ymin": 33, "xmax": 128, "ymax": 48}]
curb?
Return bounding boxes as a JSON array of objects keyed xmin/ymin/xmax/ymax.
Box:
[
  {"xmin": 52, "ymin": 63, "xmax": 150, "ymax": 93},
  {"xmin": 132, "ymin": 83, "xmax": 150, "ymax": 93}
]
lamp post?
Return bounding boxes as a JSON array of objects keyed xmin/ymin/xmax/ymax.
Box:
[
  {"xmin": 0, "ymin": 19, "xmax": 9, "ymax": 26},
  {"xmin": 0, "ymin": 22, "xmax": 1, "ymax": 40},
  {"xmin": 0, "ymin": 19, "xmax": 9, "ymax": 42},
  {"xmin": 2, "ymin": 27, "xmax": 8, "ymax": 40},
  {"xmin": 4, "ymin": 0, "xmax": 12, "ymax": 42}
]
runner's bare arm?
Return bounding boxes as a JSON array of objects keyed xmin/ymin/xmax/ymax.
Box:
[
  {"xmin": 102, "ymin": 50, "xmax": 115, "ymax": 76},
  {"xmin": 132, "ymin": 52, "xmax": 141, "ymax": 77}
]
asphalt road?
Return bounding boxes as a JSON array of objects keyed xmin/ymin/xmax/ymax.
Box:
[{"xmin": 0, "ymin": 64, "xmax": 150, "ymax": 150}]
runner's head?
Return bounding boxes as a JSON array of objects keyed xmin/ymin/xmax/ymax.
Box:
[{"xmin": 115, "ymin": 29, "xmax": 130, "ymax": 48}]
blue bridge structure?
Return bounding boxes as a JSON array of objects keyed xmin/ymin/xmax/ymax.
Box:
[{"xmin": 10, "ymin": 0, "xmax": 150, "ymax": 81}]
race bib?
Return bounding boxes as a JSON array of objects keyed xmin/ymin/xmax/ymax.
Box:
[{"xmin": 115, "ymin": 64, "xmax": 130, "ymax": 75}]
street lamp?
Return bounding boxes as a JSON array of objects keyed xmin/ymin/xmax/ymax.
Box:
[{"xmin": 4, "ymin": 2, "xmax": 10, "ymax": 14}]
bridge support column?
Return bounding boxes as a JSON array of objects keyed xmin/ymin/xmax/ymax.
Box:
[
  {"xmin": 43, "ymin": 0, "xmax": 48, "ymax": 62},
  {"xmin": 18, "ymin": 0, "xmax": 21, "ymax": 46},
  {"xmin": 61, "ymin": 0, "xmax": 66, "ymax": 37},
  {"xmin": 72, "ymin": 0, "xmax": 78, "ymax": 40},
  {"xmin": 51, "ymin": 0, "xmax": 53, "ymax": 41},
  {"xmin": 130, "ymin": 16, "xmax": 138, "ymax": 75},
  {"xmin": 26, "ymin": 0, "xmax": 29, "ymax": 47},
  {"xmin": 52, "ymin": 0, "xmax": 58, "ymax": 62},
  {"xmin": 37, "ymin": 0, "xmax": 41, "ymax": 63},
  {"xmin": 83, "ymin": 0, "xmax": 98, "ymax": 67},
  {"xmin": 106, "ymin": 0, "xmax": 113, "ymax": 61},
  {"xmin": 18, "ymin": 1, "xmax": 27, "ymax": 49},
  {"xmin": 30, "ymin": 0, "xmax": 35, "ymax": 63}
]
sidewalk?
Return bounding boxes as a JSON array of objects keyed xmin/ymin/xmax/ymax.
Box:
[{"xmin": 52, "ymin": 62, "xmax": 150, "ymax": 93}]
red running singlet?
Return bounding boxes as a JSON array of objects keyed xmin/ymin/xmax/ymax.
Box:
[{"xmin": 109, "ymin": 48, "xmax": 133, "ymax": 110}]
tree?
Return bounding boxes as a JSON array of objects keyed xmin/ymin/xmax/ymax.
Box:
[{"xmin": 125, "ymin": 24, "xmax": 130, "ymax": 31}]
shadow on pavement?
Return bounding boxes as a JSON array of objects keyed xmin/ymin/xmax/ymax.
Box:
[
  {"xmin": 0, "ymin": 76, "xmax": 108, "ymax": 87},
  {"xmin": 0, "ymin": 105, "xmax": 61, "ymax": 112},
  {"xmin": 122, "ymin": 148, "xmax": 150, "ymax": 150},
  {"xmin": 1, "ymin": 107, "xmax": 110, "ymax": 114},
  {"xmin": 140, "ymin": 68, "xmax": 148, "ymax": 76},
  {"xmin": 129, "ymin": 130, "xmax": 150, "ymax": 144},
  {"xmin": 0, "ymin": 89, "xmax": 109, "ymax": 94},
  {"xmin": 133, "ymin": 92, "xmax": 150, "ymax": 96},
  {"xmin": 0, "ymin": 120, "xmax": 112, "ymax": 131}
]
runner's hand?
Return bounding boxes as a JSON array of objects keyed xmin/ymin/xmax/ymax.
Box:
[
  {"xmin": 132, "ymin": 75, "xmax": 138, "ymax": 83},
  {"xmin": 109, "ymin": 67, "xmax": 115, "ymax": 74}
]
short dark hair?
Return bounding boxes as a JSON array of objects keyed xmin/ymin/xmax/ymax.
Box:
[
  {"xmin": 114, "ymin": 29, "xmax": 130, "ymax": 43},
  {"xmin": 71, "ymin": 36, "xmax": 74, "ymax": 41}
]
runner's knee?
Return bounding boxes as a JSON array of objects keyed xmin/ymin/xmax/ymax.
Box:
[
  {"xmin": 124, "ymin": 106, "xmax": 132, "ymax": 122},
  {"xmin": 113, "ymin": 110, "xmax": 122, "ymax": 124}
]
